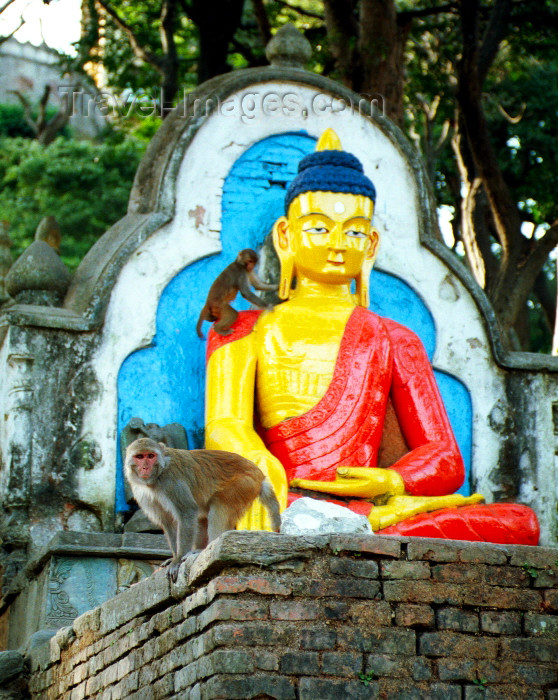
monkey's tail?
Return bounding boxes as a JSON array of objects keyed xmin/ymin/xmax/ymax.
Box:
[
  {"xmin": 259, "ymin": 478, "xmax": 281, "ymax": 532},
  {"xmin": 196, "ymin": 312, "xmax": 206, "ymax": 340}
]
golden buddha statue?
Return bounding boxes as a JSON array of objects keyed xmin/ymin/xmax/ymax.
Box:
[{"xmin": 203, "ymin": 129, "xmax": 538, "ymax": 544}]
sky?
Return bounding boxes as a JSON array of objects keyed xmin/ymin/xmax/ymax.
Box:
[{"xmin": 0, "ymin": 0, "xmax": 81, "ymax": 54}]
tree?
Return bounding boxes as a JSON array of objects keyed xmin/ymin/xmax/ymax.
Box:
[
  {"xmin": 9, "ymin": 83, "xmax": 74, "ymax": 145},
  {"xmin": 79, "ymin": 0, "xmax": 245, "ymax": 108},
  {"xmin": 71, "ymin": 0, "xmax": 558, "ymax": 350},
  {"xmin": 453, "ymin": 0, "xmax": 558, "ymax": 348},
  {"xmin": 0, "ymin": 136, "xmax": 145, "ymax": 269},
  {"xmin": 0, "ymin": 0, "xmax": 24, "ymax": 45}
]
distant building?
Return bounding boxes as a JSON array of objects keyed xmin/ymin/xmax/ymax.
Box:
[
  {"xmin": 0, "ymin": 37, "xmax": 59, "ymax": 104},
  {"xmin": 0, "ymin": 37, "xmax": 104, "ymax": 139}
]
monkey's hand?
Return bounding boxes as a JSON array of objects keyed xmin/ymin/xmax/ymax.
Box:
[
  {"xmin": 290, "ymin": 467, "xmax": 405, "ymax": 500},
  {"xmin": 166, "ymin": 553, "xmax": 200, "ymax": 583},
  {"xmin": 166, "ymin": 558, "xmax": 182, "ymax": 583}
]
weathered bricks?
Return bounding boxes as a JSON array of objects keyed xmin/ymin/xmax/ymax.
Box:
[
  {"xmin": 436, "ymin": 607, "xmax": 479, "ymax": 633},
  {"xmin": 300, "ymin": 625, "xmax": 337, "ymax": 650},
  {"xmin": 500, "ymin": 637, "xmax": 558, "ymax": 663},
  {"xmin": 280, "ymin": 651, "xmax": 319, "ymax": 675},
  {"xmin": 395, "ymin": 603, "xmax": 435, "ymax": 628},
  {"xmin": 321, "ymin": 651, "xmax": 363, "ymax": 675},
  {"xmin": 329, "ymin": 556, "xmax": 379, "ymax": 578},
  {"xmin": 340, "ymin": 627, "xmax": 417, "ymax": 655},
  {"xmin": 299, "ymin": 676, "xmax": 377, "ymax": 700},
  {"xmin": 480, "ymin": 610, "xmax": 522, "ymax": 635},
  {"xmin": 25, "ymin": 533, "xmax": 558, "ymax": 699},
  {"xmin": 270, "ymin": 600, "xmax": 320, "ymax": 620},
  {"xmin": 419, "ymin": 631, "xmax": 499, "ymax": 659},
  {"xmin": 382, "ymin": 560, "xmax": 431, "ymax": 580}
]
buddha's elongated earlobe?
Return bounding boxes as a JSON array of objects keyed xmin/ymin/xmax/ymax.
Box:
[
  {"xmin": 272, "ymin": 217, "xmax": 295, "ymax": 300},
  {"xmin": 355, "ymin": 261, "xmax": 373, "ymax": 307},
  {"xmin": 355, "ymin": 227, "xmax": 379, "ymax": 307}
]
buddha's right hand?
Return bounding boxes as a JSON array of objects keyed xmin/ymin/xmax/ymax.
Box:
[{"xmin": 290, "ymin": 466, "xmax": 405, "ymax": 500}]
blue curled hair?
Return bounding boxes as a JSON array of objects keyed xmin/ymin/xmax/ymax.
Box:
[{"xmin": 285, "ymin": 150, "xmax": 376, "ymax": 212}]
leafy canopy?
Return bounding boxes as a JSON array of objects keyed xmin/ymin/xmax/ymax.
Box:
[{"xmin": 0, "ymin": 136, "xmax": 145, "ymax": 270}]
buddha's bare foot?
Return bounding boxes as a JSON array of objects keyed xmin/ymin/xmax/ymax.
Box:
[{"xmin": 368, "ymin": 492, "xmax": 484, "ymax": 531}]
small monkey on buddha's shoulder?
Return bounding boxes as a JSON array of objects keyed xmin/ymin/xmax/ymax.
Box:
[
  {"xmin": 124, "ymin": 437, "xmax": 281, "ymax": 581},
  {"xmin": 196, "ymin": 248, "xmax": 277, "ymax": 339}
]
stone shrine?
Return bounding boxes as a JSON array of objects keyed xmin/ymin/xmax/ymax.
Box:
[{"xmin": 1, "ymin": 27, "xmax": 557, "ymax": 658}]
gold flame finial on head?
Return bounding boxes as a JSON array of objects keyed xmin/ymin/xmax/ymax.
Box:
[{"xmin": 316, "ymin": 128, "xmax": 343, "ymax": 152}]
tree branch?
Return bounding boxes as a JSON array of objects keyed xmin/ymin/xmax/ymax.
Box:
[
  {"xmin": 252, "ymin": 0, "xmax": 271, "ymax": 44},
  {"xmin": 36, "ymin": 83, "xmax": 51, "ymax": 134},
  {"xmin": 38, "ymin": 84, "xmax": 74, "ymax": 145},
  {"xmin": 274, "ymin": 0, "xmax": 324, "ymax": 20},
  {"xmin": 0, "ymin": 0, "xmax": 17, "ymax": 14},
  {"xmin": 0, "ymin": 14, "xmax": 24, "ymax": 45},
  {"xmin": 398, "ymin": 2, "xmax": 456, "ymax": 24},
  {"xmin": 533, "ymin": 268, "xmax": 556, "ymax": 332},
  {"xmin": 160, "ymin": 0, "xmax": 178, "ymax": 63},
  {"xmin": 323, "ymin": 0, "xmax": 358, "ymax": 87},
  {"xmin": 10, "ymin": 82, "xmax": 74, "ymax": 145},
  {"xmin": 158, "ymin": 0, "xmax": 180, "ymax": 103},
  {"xmin": 9, "ymin": 89, "xmax": 38, "ymax": 135},
  {"xmin": 478, "ymin": 0, "xmax": 512, "ymax": 83},
  {"xmin": 95, "ymin": 0, "xmax": 165, "ymax": 73},
  {"xmin": 523, "ymin": 221, "xmax": 558, "ymax": 279},
  {"xmin": 457, "ymin": 0, "xmax": 522, "ymax": 260}
]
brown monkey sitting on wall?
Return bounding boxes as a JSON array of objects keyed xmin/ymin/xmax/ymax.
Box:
[
  {"xmin": 196, "ymin": 248, "xmax": 277, "ymax": 339},
  {"xmin": 124, "ymin": 437, "xmax": 281, "ymax": 581}
]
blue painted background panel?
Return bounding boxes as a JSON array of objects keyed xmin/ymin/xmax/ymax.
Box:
[
  {"xmin": 435, "ymin": 371, "xmax": 472, "ymax": 496},
  {"xmin": 116, "ymin": 132, "xmax": 316, "ymax": 510},
  {"xmin": 369, "ymin": 270, "xmax": 436, "ymax": 360},
  {"xmin": 116, "ymin": 131, "xmax": 471, "ymax": 510}
]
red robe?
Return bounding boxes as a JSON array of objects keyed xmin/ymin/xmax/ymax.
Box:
[{"xmin": 207, "ymin": 309, "xmax": 539, "ymax": 545}]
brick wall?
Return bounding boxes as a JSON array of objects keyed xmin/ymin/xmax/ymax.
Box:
[{"xmin": 27, "ymin": 533, "xmax": 558, "ymax": 699}]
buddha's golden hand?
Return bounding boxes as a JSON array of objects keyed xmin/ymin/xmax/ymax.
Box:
[
  {"xmin": 290, "ymin": 466, "xmax": 406, "ymax": 500},
  {"xmin": 368, "ymin": 493, "xmax": 485, "ymax": 531}
]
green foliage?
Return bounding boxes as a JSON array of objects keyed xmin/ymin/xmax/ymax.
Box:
[
  {"xmin": 522, "ymin": 564, "xmax": 539, "ymax": 579},
  {"xmin": 490, "ymin": 64, "xmax": 558, "ymax": 227},
  {"xmin": 77, "ymin": 1, "xmax": 199, "ymax": 103},
  {"xmin": 0, "ymin": 104, "xmax": 36, "ymax": 138},
  {"xmin": 472, "ymin": 676, "xmax": 488, "ymax": 690},
  {"xmin": 402, "ymin": 1, "xmax": 558, "ymax": 350},
  {"xmin": 0, "ymin": 103, "xmax": 70, "ymax": 140},
  {"xmin": 359, "ymin": 671, "xmax": 375, "ymax": 686},
  {"xmin": 0, "ymin": 136, "xmax": 146, "ymax": 270}
]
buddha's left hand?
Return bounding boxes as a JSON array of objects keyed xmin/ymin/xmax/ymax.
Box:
[
  {"xmin": 290, "ymin": 466, "xmax": 406, "ymax": 500},
  {"xmin": 368, "ymin": 492, "xmax": 485, "ymax": 530}
]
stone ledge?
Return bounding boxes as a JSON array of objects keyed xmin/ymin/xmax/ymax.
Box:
[
  {"xmin": 0, "ymin": 531, "xmax": 170, "ymax": 612},
  {"xmin": 20, "ymin": 531, "xmax": 558, "ymax": 699}
]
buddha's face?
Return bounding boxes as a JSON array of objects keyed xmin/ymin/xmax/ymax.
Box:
[{"xmin": 278, "ymin": 191, "xmax": 378, "ymax": 285}]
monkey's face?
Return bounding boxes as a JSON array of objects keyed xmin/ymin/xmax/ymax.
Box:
[
  {"xmin": 238, "ymin": 249, "xmax": 259, "ymax": 270},
  {"xmin": 132, "ymin": 450, "xmax": 159, "ymax": 481}
]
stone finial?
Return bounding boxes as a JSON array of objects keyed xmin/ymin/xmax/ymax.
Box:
[
  {"xmin": 0, "ymin": 221, "xmax": 13, "ymax": 305},
  {"xmin": 265, "ymin": 24, "xmax": 312, "ymax": 68},
  {"xmin": 35, "ymin": 215, "xmax": 62, "ymax": 252},
  {"xmin": 5, "ymin": 240, "xmax": 71, "ymax": 306}
]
